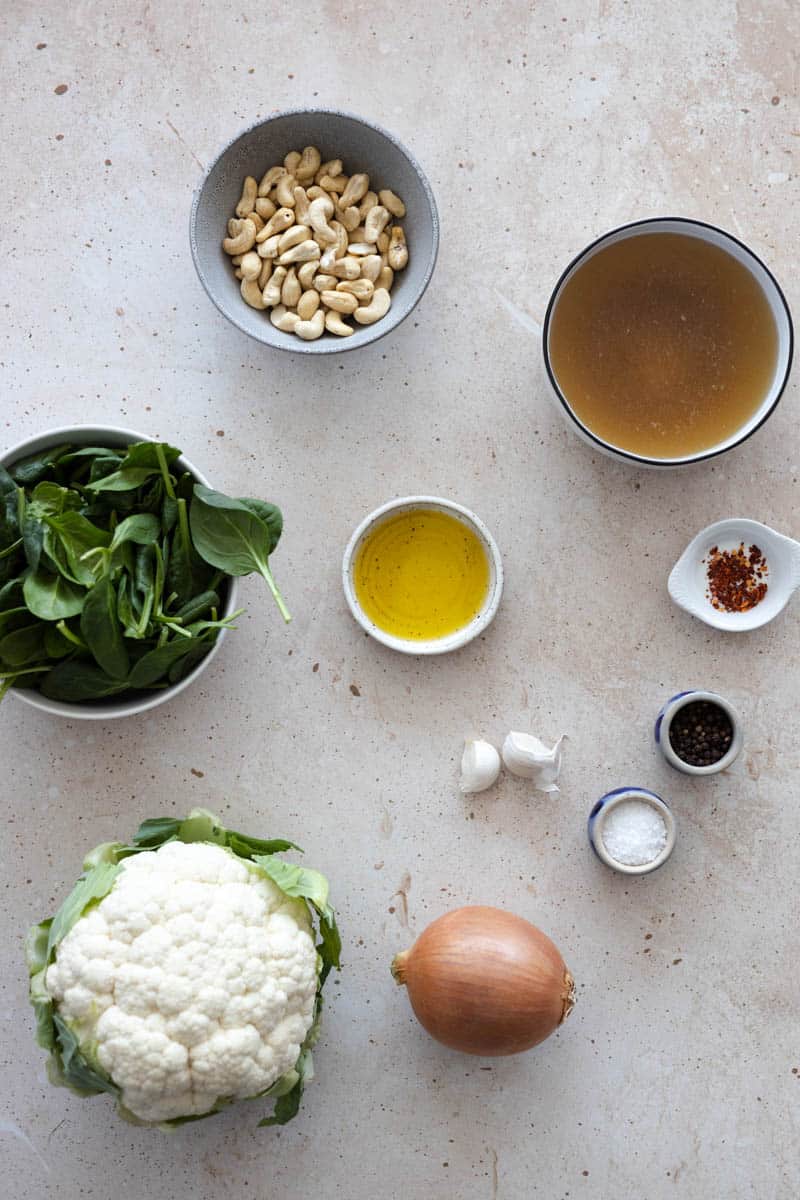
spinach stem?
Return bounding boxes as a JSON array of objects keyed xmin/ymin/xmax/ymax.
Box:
[
  {"xmin": 258, "ymin": 562, "xmax": 291, "ymax": 623},
  {"xmin": 156, "ymin": 445, "xmax": 176, "ymax": 501}
]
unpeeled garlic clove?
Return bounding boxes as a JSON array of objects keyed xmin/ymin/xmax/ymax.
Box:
[
  {"xmin": 459, "ymin": 739, "xmax": 501, "ymax": 794},
  {"xmin": 501, "ymin": 732, "xmax": 564, "ymax": 792}
]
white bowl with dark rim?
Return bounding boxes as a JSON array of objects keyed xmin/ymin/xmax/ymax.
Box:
[
  {"xmin": 190, "ymin": 108, "xmax": 439, "ymax": 354},
  {"xmin": 654, "ymin": 690, "xmax": 743, "ymax": 776},
  {"xmin": 588, "ymin": 787, "xmax": 677, "ymax": 876},
  {"xmin": 542, "ymin": 217, "xmax": 794, "ymax": 467},
  {"xmin": 0, "ymin": 425, "xmax": 239, "ymax": 720},
  {"xmin": 342, "ymin": 496, "xmax": 503, "ymax": 655}
]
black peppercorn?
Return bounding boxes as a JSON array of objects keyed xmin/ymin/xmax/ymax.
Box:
[{"xmin": 668, "ymin": 700, "xmax": 733, "ymax": 767}]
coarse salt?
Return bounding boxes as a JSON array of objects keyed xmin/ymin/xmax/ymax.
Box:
[{"xmin": 600, "ymin": 799, "xmax": 667, "ymax": 866}]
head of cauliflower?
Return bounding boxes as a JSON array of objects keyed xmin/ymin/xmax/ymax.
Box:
[{"xmin": 28, "ymin": 814, "xmax": 339, "ymax": 1129}]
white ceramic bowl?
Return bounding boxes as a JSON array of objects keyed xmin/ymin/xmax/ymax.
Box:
[
  {"xmin": 543, "ymin": 217, "xmax": 794, "ymax": 467},
  {"xmin": 588, "ymin": 787, "xmax": 677, "ymax": 876},
  {"xmin": 0, "ymin": 425, "xmax": 239, "ymax": 720},
  {"xmin": 668, "ymin": 518, "xmax": 800, "ymax": 632},
  {"xmin": 342, "ymin": 496, "xmax": 503, "ymax": 655},
  {"xmin": 654, "ymin": 690, "xmax": 743, "ymax": 776}
]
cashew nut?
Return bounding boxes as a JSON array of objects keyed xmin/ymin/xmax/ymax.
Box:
[
  {"xmin": 240, "ymin": 251, "xmax": 262, "ymax": 282},
  {"xmin": 295, "ymin": 145, "xmax": 321, "ymax": 183},
  {"xmin": 295, "ymin": 309, "xmax": 326, "ymax": 340},
  {"xmin": 255, "ymin": 196, "xmax": 277, "ymax": 220},
  {"xmin": 377, "ymin": 264, "xmax": 394, "ymax": 291},
  {"xmin": 388, "ymin": 226, "xmax": 409, "ymax": 270},
  {"xmin": 330, "ymin": 219, "xmax": 349, "ymax": 259},
  {"xmin": 307, "ymin": 196, "xmax": 337, "ymax": 243},
  {"xmin": 320, "ymin": 289, "xmax": 358, "ymax": 314},
  {"xmin": 359, "ymin": 255, "xmax": 382, "ymax": 282},
  {"xmin": 270, "ymin": 304, "xmax": 301, "ymax": 333},
  {"xmin": 257, "ymin": 207, "xmax": 294, "ymax": 240},
  {"xmin": 297, "ymin": 260, "xmax": 318, "ymax": 289},
  {"xmin": 338, "ymin": 205, "xmax": 361, "ymax": 233},
  {"xmin": 278, "ymin": 239, "xmax": 321, "ymax": 265},
  {"xmin": 258, "ymin": 166, "xmax": 287, "ymax": 196},
  {"xmin": 376, "ymin": 230, "xmax": 390, "ymax": 254},
  {"xmin": 297, "ymin": 289, "xmax": 320, "ymax": 320},
  {"xmin": 358, "ymin": 191, "xmax": 378, "ymax": 221},
  {"xmin": 379, "ymin": 189, "xmax": 406, "ymax": 218},
  {"xmin": 347, "ymin": 242, "xmax": 373, "ymax": 257},
  {"xmin": 234, "ymin": 268, "xmax": 243, "ymax": 279},
  {"xmin": 235, "ymin": 176, "xmax": 258, "ymax": 218},
  {"xmin": 275, "ymin": 174, "xmax": 297, "ymax": 208},
  {"xmin": 340, "ymin": 173, "xmax": 369, "ymax": 208},
  {"xmin": 318, "ymin": 173, "xmax": 348, "ymax": 194},
  {"xmin": 257, "ymin": 234, "xmax": 281, "ymax": 260},
  {"xmin": 324, "ymin": 310, "xmax": 354, "ymax": 337},
  {"xmin": 262, "ymin": 265, "xmax": 287, "ymax": 307},
  {"xmin": 329, "ymin": 256, "xmax": 361, "ymax": 280},
  {"xmin": 353, "ymin": 288, "xmax": 391, "ymax": 325},
  {"xmin": 319, "ymin": 246, "xmax": 336, "ymax": 272},
  {"xmin": 283, "ymin": 150, "xmax": 302, "ymax": 173},
  {"xmin": 315, "ymin": 158, "xmax": 342, "ymax": 183},
  {"xmin": 281, "ymin": 266, "xmax": 302, "ymax": 308},
  {"xmin": 336, "ymin": 278, "xmax": 374, "ymax": 302},
  {"xmin": 306, "ymin": 185, "xmax": 333, "ymax": 203},
  {"xmin": 222, "ymin": 218, "xmax": 257, "ymax": 255},
  {"xmin": 278, "ymin": 223, "xmax": 312, "ymax": 253},
  {"xmin": 293, "ymin": 186, "xmax": 310, "ymax": 224},
  {"xmin": 258, "ymin": 258, "xmax": 275, "ymax": 289},
  {"xmin": 241, "ymin": 276, "xmax": 267, "ymax": 310},
  {"xmin": 230, "ymin": 253, "xmax": 244, "ymax": 266},
  {"xmin": 364, "ymin": 205, "xmax": 390, "ymax": 244},
  {"xmin": 312, "ymin": 273, "xmax": 337, "ymax": 292}
]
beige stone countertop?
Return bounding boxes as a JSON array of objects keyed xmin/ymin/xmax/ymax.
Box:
[{"xmin": 1, "ymin": 2, "xmax": 798, "ymax": 1197}]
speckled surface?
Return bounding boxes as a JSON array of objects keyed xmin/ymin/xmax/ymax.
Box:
[{"xmin": 1, "ymin": 2, "xmax": 798, "ymax": 1197}]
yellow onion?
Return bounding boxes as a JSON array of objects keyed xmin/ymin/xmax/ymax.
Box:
[{"xmin": 391, "ymin": 906, "xmax": 575, "ymax": 1056}]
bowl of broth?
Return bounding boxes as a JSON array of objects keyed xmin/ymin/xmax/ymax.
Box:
[
  {"xmin": 543, "ymin": 218, "xmax": 793, "ymax": 466},
  {"xmin": 342, "ymin": 496, "xmax": 503, "ymax": 654}
]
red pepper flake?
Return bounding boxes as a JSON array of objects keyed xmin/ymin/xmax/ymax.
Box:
[{"xmin": 704, "ymin": 542, "xmax": 768, "ymax": 612}]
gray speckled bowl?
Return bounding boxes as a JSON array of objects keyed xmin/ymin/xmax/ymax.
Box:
[{"xmin": 190, "ymin": 108, "xmax": 439, "ymax": 353}]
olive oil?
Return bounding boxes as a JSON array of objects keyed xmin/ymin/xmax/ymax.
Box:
[
  {"xmin": 354, "ymin": 509, "xmax": 490, "ymax": 640},
  {"xmin": 548, "ymin": 233, "xmax": 778, "ymax": 458}
]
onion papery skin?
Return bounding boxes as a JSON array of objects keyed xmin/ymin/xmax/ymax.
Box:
[{"xmin": 392, "ymin": 906, "xmax": 575, "ymax": 1056}]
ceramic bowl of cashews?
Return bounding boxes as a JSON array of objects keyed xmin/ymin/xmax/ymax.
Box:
[{"xmin": 191, "ymin": 109, "xmax": 439, "ymax": 353}]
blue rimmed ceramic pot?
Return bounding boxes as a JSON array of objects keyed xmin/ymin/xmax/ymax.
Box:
[
  {"xmin": 655, "ymin": 690, "xmax": 743, "ymax": 776},
  {"xmin": 588, "ymin": 787, "xmax": 677, "ymax": 876}
]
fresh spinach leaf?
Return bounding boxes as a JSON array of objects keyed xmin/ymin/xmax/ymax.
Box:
[
  {"xmin": 8, "ymin": 444, "xmax": 71, "ymax": 486},
  {"xmin": 44, "ymin": 623, "xmax": 75, "ymax": 659},
  {"xmin": 190, "ymin": 485, "xmax": 290, "ymax": 622},
  {"xmin": 85, "ymin": 467, "xmax": 162, "ymax": 493},
  {"xmin": 22, "ymin": 508, "xmax": 45, "ymax": 572},
  {"xmin": 80, "ymin": 575, "xmax": 129, "ymax": 680},
  {"xmin": 238, "ymin": 498, "xmax": 283, "ymax": 554},
  {"xmin": 0, "ymin": 622, "xmax": 48, "ymax": 667},
  {"xmin": 127, "ymin": 636, "xmax": 198, "ymax": 688},
  {"xmin": 44, "ymin": 512, "xmax": 111, "ymax": 586},
  {"xmin": 23, "ymin": 567, "xmax": 86, "ymax": 620},
  {"xmin": 29, "ymin": 481, "xmax": 82, "ymax": 518},
  {"xmin": 172, "ymin": 590, "xmax": 220, "ymax": 624},
  {"xmin": 109, "ymin": 513, "xmax": 160, "ymax": 553},
  {"xmin": 40, "ymin": 660, "xmax": 131, "ymax": 702}
]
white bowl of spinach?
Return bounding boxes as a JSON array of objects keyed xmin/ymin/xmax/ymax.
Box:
[{"xmin": 0, "ymin": 426, "xmax": 289, "ymax": 719}]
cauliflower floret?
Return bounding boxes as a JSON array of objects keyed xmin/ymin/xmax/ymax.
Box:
[{"xmin": 45, "ymin": 842, "xmax": 319, "ymax": 1122}]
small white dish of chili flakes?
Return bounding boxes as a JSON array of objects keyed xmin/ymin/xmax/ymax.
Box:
[{"xmin": 668, "ymin": 518, "xmax": 800, "ymax": 631}]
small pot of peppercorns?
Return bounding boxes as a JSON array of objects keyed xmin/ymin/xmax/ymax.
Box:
[{"xmin": 655, "ymin": 691, "xmax": 743, "ymax": 776}]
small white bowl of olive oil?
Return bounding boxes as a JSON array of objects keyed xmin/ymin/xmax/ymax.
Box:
[{"xmin": 342, "ymin": 496, "xmax": 503, "ymax": 654}]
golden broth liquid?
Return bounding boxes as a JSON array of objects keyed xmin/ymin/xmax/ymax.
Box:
[
  {"xmin": 548, "ymin": 233, "xmax": 778, "ymax": 457},
  {"xmin": 354, "ymin": 509, "xmax": 490, "ymax": 640}
]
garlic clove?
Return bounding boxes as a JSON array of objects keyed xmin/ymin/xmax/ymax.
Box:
[
  {"xmin": 459, "ymin": 739, "xmax": 501, "ymax": 794},
  {"xmin": 501, "ymin": 732, "xmax": 564, "ymax": 792}
]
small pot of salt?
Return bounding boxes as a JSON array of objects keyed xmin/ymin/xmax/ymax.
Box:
[{"xmin": 588, "ymin": 787, "xmax": 676, "ymax": 876}]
